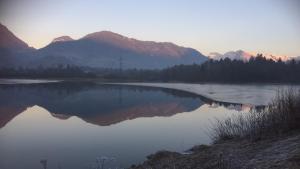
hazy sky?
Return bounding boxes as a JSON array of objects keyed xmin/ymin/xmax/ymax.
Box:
[{"xmin": 0, "ymin": 0, "xmax": 299, "ymax": 56}]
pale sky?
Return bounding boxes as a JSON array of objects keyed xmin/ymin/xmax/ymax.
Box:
[{"xmin": 0, "ymin": 0, "xmax": 299, "ymax": 56}]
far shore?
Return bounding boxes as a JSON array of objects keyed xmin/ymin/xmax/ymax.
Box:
[
  {"xmin": 1, "ymin": 78, "xmax": 300, "ymax": 106},
  {"xmin": 104, "ymin": 82, "xmax": 300, "ymax": 106}
]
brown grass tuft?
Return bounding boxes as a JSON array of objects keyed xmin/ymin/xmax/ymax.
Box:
[{"xmin": 211, "ymin": 89, "xmax": 300, "ymax": 142}]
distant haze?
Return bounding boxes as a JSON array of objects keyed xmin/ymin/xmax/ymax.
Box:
[{"xmin": 0, "ymin": 0, "xmax": 299, "ymax": 57}]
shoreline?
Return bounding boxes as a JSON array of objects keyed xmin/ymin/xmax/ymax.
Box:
[
  {"xmin": 1, "ymin": 78, "xmax": 300, "ymax": 106},
  {"xmin": 130, "ymin": 131, "xmax": 300, "ymax": 169},
  {"xmin": 128, "ymin": 86, "xmax": 300, "ymax": 169},
  {"xmin": 105, "ymin": 82, "xmax": 300, "ymax": 106}
]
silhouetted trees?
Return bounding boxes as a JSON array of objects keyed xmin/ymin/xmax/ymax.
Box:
[
  {"xmin": 159, "ymin": 54, "xmax": 300, "ymax": 83},
  {"xmin": 0, "ymin": 64, "xmax": 96, "ymax": 78},
  {"xmin": 1, "ymin": 54, "xmax": 300, "ymax": 83},
  {"xmin": 103, "ymin": 54, "xmax": 300, "ymax": 83}
]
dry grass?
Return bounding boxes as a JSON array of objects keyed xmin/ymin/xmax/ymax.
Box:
[{"xmin": 211, "ymin": 89, "xmax": 300, "ymax": 142}]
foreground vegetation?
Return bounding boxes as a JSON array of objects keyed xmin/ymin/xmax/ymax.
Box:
[
  {"xmin": 212, "ymin": 89, "xmax": 300, "ymax": 142},
  {"xmin": 131, "ymin": 89, "xmax": 300, "ymax": 169}
]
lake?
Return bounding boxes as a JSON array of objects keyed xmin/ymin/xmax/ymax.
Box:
[{"xmin": 0, "ymin": 79, "xmax": 296, "ymax": 169}]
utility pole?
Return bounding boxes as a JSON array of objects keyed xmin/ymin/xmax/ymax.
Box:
[{"xmin": 119, "ymin": 56, "xmax": 123, "ymax": 75}]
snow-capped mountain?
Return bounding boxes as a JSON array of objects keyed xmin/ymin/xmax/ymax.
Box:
[
  {"xmin": 209, "ymin": 50, "xmax": 296, "ymax": 62},
  {"xmin": 209, "ymin": 50, "xmax": 252, "ymax": 61},
  {"xmin": 51, "ymin": 36, "xmax": 74, "ymax": 43}
]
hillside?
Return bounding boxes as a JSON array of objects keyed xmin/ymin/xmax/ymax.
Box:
[
  {"xmin": 35, "ymin": 31, "xmax": 207, "ymax": 69},
  {"xmin": 0, "ymin": 24, "xmax": 35, "ymax": 67},
  {"xmin": 0, "ymin": 23, "xmax": 207, "ymax": 69}
]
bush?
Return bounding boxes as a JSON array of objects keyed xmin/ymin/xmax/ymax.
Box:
[{"xmin": 211, "ymin": 89, "xmax": 300, "ymax": 142}]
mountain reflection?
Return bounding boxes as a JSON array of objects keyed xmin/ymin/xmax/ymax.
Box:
[
  {"xmin": 0, "ymin": 82, "xmax": 255, "ymax": 128},
  {"xmin": 0, "ymin": 82, "xmax": 207, "ymax": 127}
]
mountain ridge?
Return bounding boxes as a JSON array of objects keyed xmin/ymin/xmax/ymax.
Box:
[
  {"xmin": 35, "ymin": 30, "xmax": 207, "ymax": 69},
  {"xmin": 0, "ymin": 23, "xmax": 207, "ymax": 69},
  {"xmin": 209, "ymin": 50, "xmax": 297, "ymax": 62},
  {"xmin": 0, "ymin": 23, "xmax": 37, "ymax": 67},
  {"xmin": 0, "ymin": 23, "xmax": 32, "ymax": 51},
  {"xmin": 51, "ymin": 36, "xmax": 74, "ymax": 43},
  {"xmin": 51, "ymin": 30, "xmax": 198, "ymax": 58}
]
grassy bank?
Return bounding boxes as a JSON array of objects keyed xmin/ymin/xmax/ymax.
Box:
[
  {"xmin": 131, "ymin": 89, "xmax": 300, "ymax": 169},
  {"xmin": 211, "ymin": 89, "xmax": 300, "ymax": 142}
]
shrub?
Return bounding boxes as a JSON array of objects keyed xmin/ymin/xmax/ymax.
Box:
[{"xmin": 211, "ymin": 89, "xmax": 300, "ymax": 142}]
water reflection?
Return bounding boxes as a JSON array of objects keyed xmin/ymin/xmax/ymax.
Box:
[
  {"xmin": 0, "ymin": 82, "xmax": 252, "ymax": 128},
  {"xmin": 0, "ymin": 82, "xmax": 203, "ymax": 128},
  {"xmin": 0, "ymin": 82, "xmax": 254, "ymax": 169}
]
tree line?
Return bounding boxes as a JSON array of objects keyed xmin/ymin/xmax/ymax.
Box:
[
  {"xmin": 103, "ymin": 54, "xmax": 300, "ymax": 83},
  {"xmin": 0, "ymin": 64, "xmax": 96, "ymax": 78},
  {"xmin": 1, "ymin": 54, "xmax": 300, "ymax": 83},
  {"xmin": 159, "ymin": 54, "xmax": 300, "ymax": 83}
]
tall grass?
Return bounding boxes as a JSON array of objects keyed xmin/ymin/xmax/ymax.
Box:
[{"xmin": 211, "ymin": 89, "xmax": 300, "ymax": 142}]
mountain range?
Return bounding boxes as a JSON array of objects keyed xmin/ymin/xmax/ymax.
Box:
[
  {"xmin": 0, "ymin": 23, "xmax": 207, "ymax": 69},
  {"xmin": 1, "ymin": 23, "xmax": 298, "ymax": 70},
  {"xmin": 209, "ymin": 50, "xmax": 299, "ymax": 62}
]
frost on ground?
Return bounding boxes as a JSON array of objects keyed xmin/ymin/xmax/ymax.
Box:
[
  {"xmin": 0, "ymin": 79, "xmax": 59, "ymax": 84},
  {"xmin": 115, "ymin": 83, "xmax": 300, "ymax": 106},
  {"xmin": 130, "ymin": 132, "xmax": 300, "ymax": 169}
]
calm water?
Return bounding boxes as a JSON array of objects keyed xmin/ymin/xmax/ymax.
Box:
[{"xmin": 0, "ymin": 80, "xmax": 251, "ymax": 169}]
